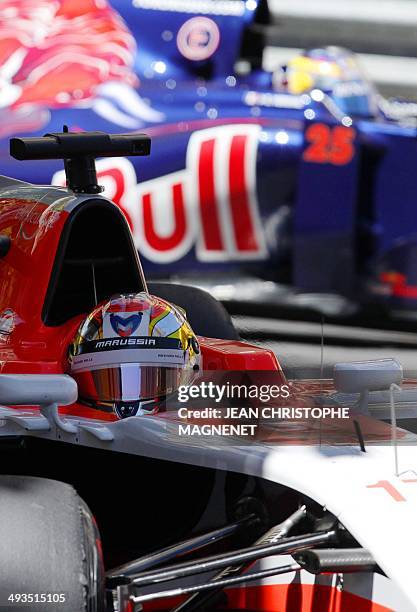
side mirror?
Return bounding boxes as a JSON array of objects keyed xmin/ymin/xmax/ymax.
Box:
[
  {"xmin": 0, "ymin": 374, "xmax": 77, "ymax": 406},
  {"xmin": 0, "ymin": 374, "xmax": 79, "ymax": 434},
  {"xmin": 334, "ymin": 359, "xmax": 403, "ymax": 394}
]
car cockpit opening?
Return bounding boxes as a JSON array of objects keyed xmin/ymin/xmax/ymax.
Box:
[{"xmin": 42, "ymin": 200, "xmax": 144, "ymax": 326}]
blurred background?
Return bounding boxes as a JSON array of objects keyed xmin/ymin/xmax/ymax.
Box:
[
  {"xmin": 245, "ymin": 0, "xmax": 417, "ymax": 371},
  {"xmin": 267, "ymin": 0, "xmax": 417, "ymax": 100}
]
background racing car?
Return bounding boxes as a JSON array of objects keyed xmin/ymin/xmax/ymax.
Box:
[{"xmin": 1, "ymin": 0, "xmax": 417, "ymax": 322}]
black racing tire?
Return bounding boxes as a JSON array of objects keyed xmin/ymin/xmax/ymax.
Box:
[
  {"xmin": 0, "ymin": 476, "xmax": 105, "ymax": 612},
  {"xmin": 147, "ymin": 282, "xmax": 239, "ymax": 340}
]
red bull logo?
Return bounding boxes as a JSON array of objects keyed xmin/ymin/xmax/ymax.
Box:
[{"xmin": 0, "ymin": 0, "xmax": 139, "ymax": 137}]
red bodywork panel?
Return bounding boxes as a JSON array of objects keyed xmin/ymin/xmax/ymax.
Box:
[
  {"xmin": 145, "ymin": 584, "xmax": 391, "ymax": 612},
  {"xmin": 0, "ymin": 196, "xmax": 70, "ymax": 372}
]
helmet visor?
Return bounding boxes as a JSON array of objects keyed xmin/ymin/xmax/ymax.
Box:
[{"xmin": 75, "ymin": 363, "xmax": 187, "ymax": 404}]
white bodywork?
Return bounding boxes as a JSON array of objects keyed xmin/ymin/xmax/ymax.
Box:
[{"xmin": 0, "ymin": 378, "xmax": 416, "ymax": 609}]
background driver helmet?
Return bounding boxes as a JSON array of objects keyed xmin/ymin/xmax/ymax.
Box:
[
  {"xmin": 274, "ymin": 46, "xmax": 377, "ymax": 117},
  {"xmin": 282, "ymin": 46, "xmax": 351, "ymax": 94},
  {"xmin": 68, "ymin": 292, "xmax": 201, "ymax": 419}
]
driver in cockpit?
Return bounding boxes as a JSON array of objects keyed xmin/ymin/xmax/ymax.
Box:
[{"xmin": 273, "ymin": 46, "xmax": 379, "ymax": 118}]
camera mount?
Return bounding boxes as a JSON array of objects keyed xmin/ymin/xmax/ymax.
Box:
[{"xmin": 10, "ymin": 127, "xmax": 151, "ymax": 194}]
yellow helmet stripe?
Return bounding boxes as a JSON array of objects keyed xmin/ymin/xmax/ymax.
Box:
[{"xmin": 149, "ymin": 307, "xmax": 170, "ymax": 334}]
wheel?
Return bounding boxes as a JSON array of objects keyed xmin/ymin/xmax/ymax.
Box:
[
  {"xmin": 0, "ymin": 476, "xmax": 105, "ymax": 611},
  {"xmin": 147, "ymin": 282, "xmax": 239, "ymax": 340}
]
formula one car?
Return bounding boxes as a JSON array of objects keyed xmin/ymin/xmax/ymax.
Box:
[
  {"xmin": 3, "ymin": 1, "xmax": 417, "ymax": 322},
  {"xmin": 1, "ymin": 130, "xmax": 417, "ymax": 612}
]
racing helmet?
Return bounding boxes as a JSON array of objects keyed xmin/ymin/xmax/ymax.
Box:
[
  {"xmin": 283, "ymin": 47, "xmax": 357, "ymax": 94},
  {"xmin": 277, "ymin": 46, "xmax": 377, "ymax": 116},
  {"xmin": 68, "ymin": 292, "xmax": 200, "ymax": 419}
]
